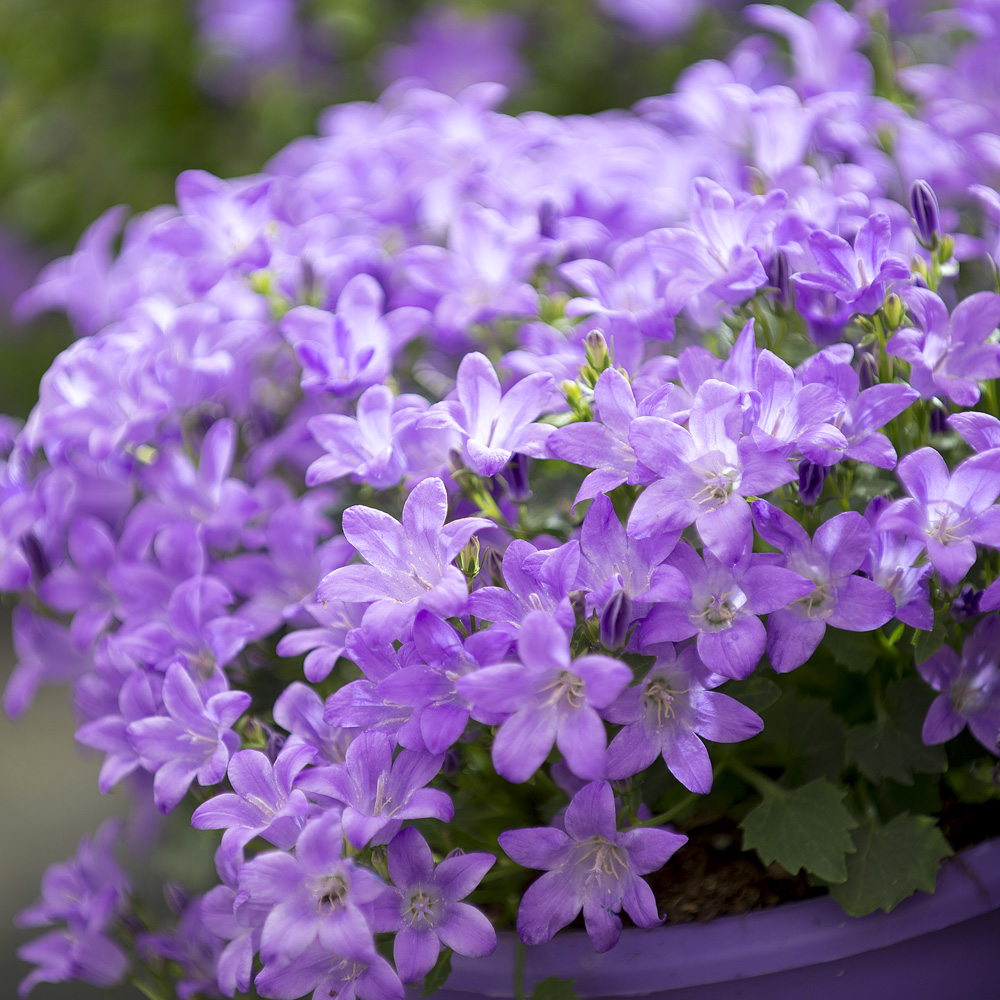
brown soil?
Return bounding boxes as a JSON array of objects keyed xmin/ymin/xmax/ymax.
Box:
[{"xmin": 642, "ymin": 796, "xmax": 1000, "ymax": 924}]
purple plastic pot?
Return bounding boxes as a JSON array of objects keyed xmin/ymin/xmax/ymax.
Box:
[{"xmin": 432, "ymin": 838, "xmax": 1000, "ymax": 1000}]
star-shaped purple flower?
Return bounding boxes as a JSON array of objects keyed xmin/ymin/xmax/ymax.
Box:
[
  {"xmin": 499, "ymin": 781, "xmax": 686, "ymax": 952},
  {"xmin": 457, "ymin": 612, "xmax": 631, "ymax": 782},
  {"xmin": 374, "ymin": 827, "xmax": 496, "ymax": 983}
]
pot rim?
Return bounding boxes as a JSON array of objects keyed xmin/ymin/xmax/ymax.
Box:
[{"xmin": 447, "ymin": 836, "xmax": 1000, "ymax": 997}]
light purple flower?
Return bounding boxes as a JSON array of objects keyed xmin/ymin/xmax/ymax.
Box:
[
  {"xmin": 753, "ymin": 501, "xmax": 896, "ymax": 673},
  {"xmin": 792, "ymin": 213, "xmax": 910, "ymax": 315},
  {"xmin": 420, "ymin": 352, "xmax": 556, "ymax": 477},
  {"xmin": 639, "ymin": 542, "xmax": 812, "ymax": 679},
  {"xmin": 318, "ymin": 477, "xmax": 490, "ymax": 642},
  {"xmin": 191, "ymin": 747, "xmax": 314, "ymax": 867},
  {"xmin": 237, "ymin": 809, "xmax": 385, "ymax": 967},
  {"xmin": 604, "ymin": 646, "xmax": 763, "ymax": 791},
  {"xmin": 314, "ymin": 731, "xmax": 452, "ymax": 849},
  {"xmin": 880, "ymin": 447, "xmax": 1000, "ymax": 587},
  {"xmin": 548, "ymin": 367, "xmax": 669, "ymax": 505},
  {"xmin": 127, "ymin": 662, "xmax": 251, "ymax": 813},
  {"xmin": 919, "ymin": 616, "xmax": 1000, "ymax": 754},
  {"xmin": 457, "ymin": 612, "xmax": 631, "ymax": 782},
  {"xmin": 468, "ymin": 539, "xmax": 580, "ymax": 639},
  {"xmin": 375, "ymin": 827, "xmax": 496, "ymax": 983},
  {"xmin": 886, "ymin": 289, "xmax": 1000, "ymax": 406},
  {"xmin": 499, "ymin": 781, "xmax": 686, "ymax": 952},
  {"xmin": 629, "ymin": 379, "xmax": 797, "ymax": 563}
]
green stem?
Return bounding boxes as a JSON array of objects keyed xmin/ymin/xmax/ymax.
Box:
[
  {"xmin": 514, "ymin": 940, "xmax": 528, "ymax": 1000},
  {"xmin": 729, "ymin": 758, "xmax": 781, "ymax": 796},
  {"xmin": 631, "ymin": 791, "xmax": 699, "ymax": 828}
]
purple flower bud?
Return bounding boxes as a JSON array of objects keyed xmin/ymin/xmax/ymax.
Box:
[
  {"xmin": 569, "ymin": 588, "xmax": 588, "ymax": 623},
  {"xmin": 797, "ymin": 459, "xmax": 828, "ymax": 506},
  {"xmin": 857, "ymin": 350, "xmax": 878, "ymax": 391},
  {"xmin": 909, "ymin": 179, "xmax": 941, "ymax": 244},
  {"xmin": 538, "ymin": 199, "xmax": 558, "ymax": 241},
  {"xmin": 441, "ymin": 748, "xmax": 461, "ymax": 776},
  {"xmin": 20, "ymin": 534, "xmax": 51, "ymax": 581},
  {"xmin": 950, "ymin": 586, "xmax": 983, "ymax": 622},
  {"xmin": 768, "ymin": 249, "xmax": 791, "ymax": 309},
  {"xmin": 929, "ymin": 404, "xmax": 949, "ymax": 436},
  {"xmin": 599, "ymin": 590, "xmax": 633, "ymax": 650},
  {"xmin": 502, "ymin": 452, "xmax": 532, "ymax": 502}
]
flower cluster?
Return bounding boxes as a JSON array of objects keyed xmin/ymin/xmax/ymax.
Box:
[{"xmin": 8, "ymin": 2, "xmax": 1000, "ymax": 997}]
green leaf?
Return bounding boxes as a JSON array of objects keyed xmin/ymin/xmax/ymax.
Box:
[
  {"xmin": 823, "ymin": 627, "xmax": 883, "ymax": 673},
  {"xmin": 740, "ymin": 778, "xmax": 859, "ymax": 883},
  {"xmin": 422, "ymin": 949, "xmax": 453, "ymax": 997},
  {"xmin": 913, "ymin": 618, "xmax": 946, "ymax": 663},
  {"xmin": 845, "ymin": 679, "xmax": 948, "ymax": 786},
  {"xmin": 530, "ymin": 977, "xmax": 579, "ymax": 1000},
  {"xmin": 757, "ymin": 691, "xmax": 848, "ymax": 782},
  {"xmin": 829, "ymin": 813, "xmax": 953, "ymax": 916},
  {"xmin": 724, "ymin": 673, "xmax": 781, "ymax": 713}
]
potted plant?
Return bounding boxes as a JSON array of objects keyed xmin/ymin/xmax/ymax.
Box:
[{"xmin": 6, "ymin": 3, "xmax": 1000, "ymax": 998}]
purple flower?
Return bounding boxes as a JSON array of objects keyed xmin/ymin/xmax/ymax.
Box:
[
  {"xmin": 375, "ymin": 827, "xmax": 496, "ymax": 983},
  {"xmin": 237, "ymin": 809, "xmax": 386, "ymax": 967},
  {"xmin": 254, "ymin": 944, "xmax": 403, "ymax": 1000},
  {"xmin": 647, "ymin": 179, "xmax": 786, "ymax": 319},
  {"xmin": 793, "ymin": 214, "xmax": 910, "ymax": 315},
  {"xmin": 604, "ymin": 646, "xmax": 763, "ymax": 792},
  {"xmin": 639, "ymin": 542, "xmax": 812, "ymax": 679},
  {"xmin": 377, "ymin": 6, "xmax": 526, "ymax": 97},
  {"xmin": 314, "ymin": 731, "xmax": 452, "ymax": 849},
  {"xmin": 375, "ymin": 610, "xmax": 508, "ymax": 753},
  {"xmin": 127, "ymin": 662, "xmax": 251, "ymax": 813},
  {"xmin": 420, "ymin": 352, "xmax": 556, "ymax": 477},
  {"xmin": 753, "ymin": 501, "xmax": 896, "ymax": 673},
  {"xmin": 468, "ymin": 539, "xmax": 580, "ymax": 639},
  {"xmin": 191, "ymin": 747, "xmax": 314, "ymax": 867},
  {"xmin": 880, "ymin": 447, "xmax": 1000, "ymax": 586},
  {"xmin": 629, "ymin": 379, "xmax": 797, "ymax": 564},
  {"xmin": 919, "ymin": 616, "xmax": 1000, "ymax": 754},
  {"xmin": 886, "ymin": 289, "xmax": 1000, "ymax": 405},
  {"xmin": 280, "ymin": 274, "xmax": 427, "ymax": 398},
  {"xmin": 862, "ymin": 498, "xmax": 934, "ymax": 631},
  {"xmin": 949, "ymin": 412, "xmax": 1000, "ymax": 453},
  {"xmin": 458, "ymin": 612, "xmax": 631, "ymax": 782},
  {"xmin": 318, "ymin": 477, "xmax": 490, "ymax": 642},
  {"xmin": 16, "ymin": 924, "xmax": 128, "ymax": 999},
  {"xmin": 548, "ymin": 367, "xmax": 668, "ymax": 505},
  {"xmin": 306, "ymin": 385, "xmax": 430, "ymax": 489},
  {"xmin": 499, "ymin": 781, "xmax": 686, "ymax": 952}
]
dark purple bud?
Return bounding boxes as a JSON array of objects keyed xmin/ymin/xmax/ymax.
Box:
[
  {"xmin": 163, "ymin": 882, "xmax": 190, "ymax": 916},
  {"xmin": 909, "ymin": 180, "xmax": 941, "ymax": 245},
  {"xmin": 950, "ymin": 586, "xmax": 983, "ymax": 622},
  {"xmin": 599, "ymin": 590, "xmax": 633, "ymax": 650},
  {"xmin": 797, "ymin": 459, "xmax": 829, "ymax": 506},
  {"xmin": 767, "ymin": 250, "xmax": 791, "ymax": 309},
  {"xmin": 265, "ymin": 730, "xmax": 286, "ymax": 763},
  {"xmin": 20, "ymin": 533, "xmax": 50, "ymax": 581},
  {"xmin": 538, "ymin": 200, "xmax": 558, "ymax": 241},
  {"xmin": 502, "ymin": 453, "xmax": 532, "ymax": 503},
  {"xmin": 929, "ymin": 404, "xmax": 949, "ymax": 436},
  {"xmin": 569, "ymin": 589, "xmax": 588, "ymax": 624},
  {"xmin": 857, "ymin": 350, "xmax": 878, "ymax": 391}
]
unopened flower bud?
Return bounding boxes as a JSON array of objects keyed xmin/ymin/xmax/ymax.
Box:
[
  {"xmin": 584, "ymin": 329, "xmax": 611, "ymax": 372},
  {"xmin": 938, "ymin": 233, "xmax": 955, "ymax": 263},
  {"xmin": 929, "ymin": 403, "xmax": 949, "ymax": 436},
  {"xmin": 857, "ymin": 350, "xmax": 878, "ymax": 390},
  {"xmin": 767, "ymin": 250, "xmax": 791, "ymax": 310},
  {"xmin": 599, "ymin": 590, "xmax": 633, "ymax": 650},
  {"xmin": 20, "ymin": 533, "xmax": 51, "ymax": 581},
  {"xmin": 909, "ymin": 179, "xmax": 941, "ymax": 245},
  {"xmin": 458, "ymin": 537, "xmax": 481, "ymax": 579},
  {"xmin": 883, "ymin": 292, "xmax": 903, "ymax": 331},
  {"xmin": 569, "ymin": 589, "xmax": 588, "ymax": 624},
  {"xmin": 797, "ymin": 459, "xmax": 828, "ymax": 506},
  {"xmin": 502, "ymin": 453, "xmax": 532, "ymax": 503},
  {"xmin": 951, "ymin": 585, "xmax": 983, "ymax": 622}
]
